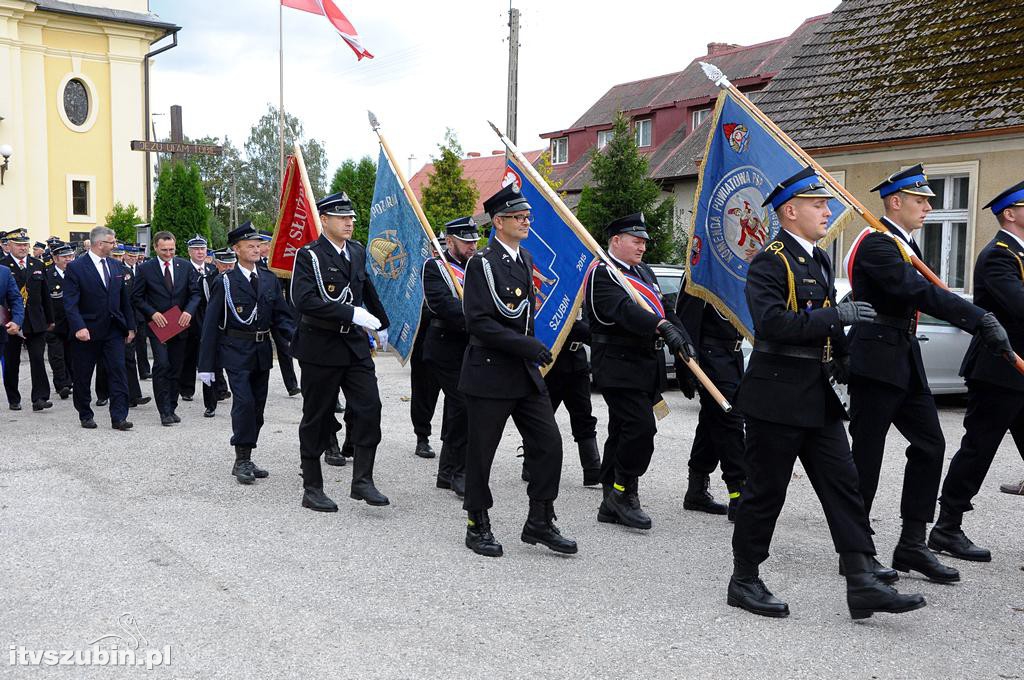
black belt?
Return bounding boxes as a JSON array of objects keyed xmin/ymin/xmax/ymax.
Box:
[
  {"xmin": 872, "ymin": 314, "xmax": 917, "ymax": 334},
  {"xmin": 225, "ymin": 328, "xmax": 271, "ymax": 342},
  {"xmin": 753, "ymin": 340, "xmax": 831, "ymax": 362},
  {"xmin": 592, "ymin": 333, "xmax": 664, "ymax": 351},
  {"xmin": 429, "ymin": 318, "xmax": 466, "ymax": 334},
  {"xmin": 300, "ymin": 314, "xmax": 352, "ymax": 334},
  {"xmin": 702, "ymin": 336, "xmax": 743, "ymax": 352},
  {"xmin": 567, "ymin": 341, "xmax": 584, "ymax": 352}
]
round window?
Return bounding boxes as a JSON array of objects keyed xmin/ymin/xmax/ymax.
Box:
[{"xmin": 63, "ymin": 79, "xmax": 90, "ymax": 127}]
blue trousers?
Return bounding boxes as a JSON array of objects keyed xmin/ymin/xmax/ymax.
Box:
[{"xmin": 71, "ymin": 331, "xmax": 129, "ymax": 424}]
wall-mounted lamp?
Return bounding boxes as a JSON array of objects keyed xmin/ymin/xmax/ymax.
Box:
[{"xmin": 0, "ymin": 145, "xmax": 11, "ymax": 186}]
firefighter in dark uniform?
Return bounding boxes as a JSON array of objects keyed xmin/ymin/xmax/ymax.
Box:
[
  {"xmin": 292, "ymin": 192, "xmax": 391, "ymax": 511},
  {"xmin": 931, "ymin": 180, "xmax": 1024, "ymax": 562},
  {"xmin": 409, "ymin": 309, "xmax": 442, "ymax": 459},
  {"xmin": 729, "ymin": 166, "xmax": 927, "ymax": 620},
  {"xmin": 459, "ymin": 183, "xmax": 577, "ymax": 557},
  {"xmin": 179, "ymin": 235, "xmax": 218, "ymax": 405},
  {"xmin": 422, "ymin": 216, "xmax": 479, "ymax": 497},
  {"xmin": 847, "ymin": 165, "xmax": 1010, "ymax": 584},
  {"xmin": 2, "ymin": 228, "xmax": 54, "ymax": 411},
  {"xmin": 676, "ymin": 289, "xmax": 747, "ymax": 520},
  {"xmin": 198, "ymin": 223, "xmax": 296, "ymax": 484},
  {"xmin": 258, "ymin": 231, "xmax": 301, "ymax": 397},
  {"xmin": 45, "ymin": 242, "xmax": 75, "ymax": 399},
  {"xmin": 586, "ymin": 212, "xmax": 693, "ymax": 530}
]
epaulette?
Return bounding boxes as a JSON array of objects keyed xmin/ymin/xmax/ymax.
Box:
[
  {"xmin": 301, "ymin": 242, "xmax": 315, "ymax": 250},
  {"xmin": 764, "ymin": 240, "xmax": 784, "ymax": 255}
]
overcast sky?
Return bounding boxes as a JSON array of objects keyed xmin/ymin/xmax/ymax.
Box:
[{"xmin": 149, "ymin": 0, "xmax": 839, "ymax": 176}]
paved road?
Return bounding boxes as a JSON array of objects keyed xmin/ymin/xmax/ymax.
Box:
[{"xmin": 1, "ymin": 357, "xmax": 1022, "ymax": 678}]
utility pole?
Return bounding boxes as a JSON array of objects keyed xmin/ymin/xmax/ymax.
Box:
[{"xmin": 506, "ymin": 6, "xmax": 520, "ymax": 146}]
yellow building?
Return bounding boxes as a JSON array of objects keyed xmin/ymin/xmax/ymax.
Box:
[{"xmin": 0, "ymin": 0, "xmax": 177, "ymax": 244}]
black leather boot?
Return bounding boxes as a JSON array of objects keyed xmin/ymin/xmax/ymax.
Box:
[
  {"xmin": 683, "ymin": 470, "xmax": 727, "ymax": 515},
  {"xmin": 841, "ymin": 552, "xmax": 926, "ymax": 620},
  {"xmin": 577, "ymin": 438, "xmax": 601, "ymax": 486},
  {"xmin": 466, "ymin": 510, "xmax": 502, "ymax": 557},
  {"xmin": 414, "ymin": 436, "xmax": 435, "ymax": 459},
  {"xmin": 597, "ymin": 484, "xmax": 619, "ymax": 524},
  {"xmin": 234, "ymin": 445, "xmax": 269, "ymax": 479},
  {"xmin": 928, "ymin": 506, "xmax": 991, "ymax": 562},
  {"xmin": 300, "ymin": 458, "xmax": 337, "ymax": 512},
  {"xmin": 350, "ymin": 447, "xmax": 389, "ymax": 506},
  {"xmin": 727, "ymin": 559, "xmax": 789, "ymax": 618},
  {"xmin": 838, "ymin": 555, "xmax": 899, "ymax": 585},
  {"xmin": 324, "ymin": 432, "xmax": 346, "ymax": 467},
  {"xmin": 232, "ymin": 447, "xmax": 256, "ymax": 485},
  {"xmin": 892, "ymin": 520, "xmax": 960, "ymax": 583},
  {"xmin": 521, "ymin": 500, "xmax": 578, "ymax": 554},
  {"xmin": 451, "ymin": 470, "xmax": 466, "ymax": 498},
  {"xmin": 604, "ymin": 477, "xmax": 652, "ymax": 529}
]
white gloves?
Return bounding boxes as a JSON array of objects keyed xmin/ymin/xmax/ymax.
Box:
[
  {"xmin": 199, "ymin": 372, "xmax": 215, "ymax": 386},
  {"xmin": 352, "ymin": 307, "xmax": 382, "ymax": 331},
  {"xmin": 377, "ymin": 329, "xmax": 389, "ymax": 352}
]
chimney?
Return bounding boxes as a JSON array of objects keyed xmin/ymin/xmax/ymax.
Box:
[
  {"xmin": 707, "ymin": 42, "xmax": 740, "ymax": 56},
  {"xmin": 491, "ymin": 150, "xmax": 505, "ymax": 155},
  {"xmin": 467, "ymin": 151, "xmax": 481, "ymax": 158}
]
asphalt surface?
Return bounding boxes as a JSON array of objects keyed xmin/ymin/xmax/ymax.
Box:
[{"xmin": 1, "ymin": 355, "xmax": 1023, "ymax": 679}]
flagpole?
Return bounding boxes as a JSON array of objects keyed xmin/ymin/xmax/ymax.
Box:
[
  {"xmin": 699, "ymin": 61, "xmax": 1024, "ymax": 378},
  {"xmin": 368, "ymin": 111, "xmax": 463, "ymax": 299},
  {"xmin": 279, "ymin": 0, "xmax": 285, "ymax": 193},
  {"xmin": 488, "ymin": 120, "xmax": 732, "ymax": 413}
]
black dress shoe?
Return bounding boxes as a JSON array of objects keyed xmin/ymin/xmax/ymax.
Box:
[
  {"xmin": 287, "ymin": 386, "xmax": 301, "ymax": 396},
  {"xmin": 892, "ymin": 542, "xmax": 960, "ymax": 583},
  {"xmin": 171, "ymin": 412, "xmax": 181, "ymax": 423},
  {"xmin": 604, "ymin": 485, "xmax": 652, "ymax": 529},
  {"xmin": 181, "ymin": 394, "xmax": 193, "ymax": 402},
  {"xmin": 683, "ymin": 471, "xmax": 728, "ymax": 515},
  {"xmin": 203, "ymin": 408, "xmax": 215, "ymax": 418},
  {"xmin": 838, "ymin": 555, "xmax": 899, "ymax": 585},
  {"xmin": 727, "ymin": 576, "xmax": 789, "ymax": 618},
  {"xmin": 160, "ymin": 414, "xmax": 175, "ymax": 426},
  {"xmin": 929, "ymin": 525, "xmax": 992, "ymax": 562},
  {"xmin": 96, "ymin": 398, "xmax": 108, "ymax": 407},
  {"xmin": 32, "ymin": 400, "xmax": 53, "ymax": 411},
  {"xmin": 302, "ymin": 487, "xmax": 338, "ymax": 512},
  {"xmin": 111, "ymin": 420, "xmax": 133, "ymax": 431},
  {"xmin": 466, "ymin": 511, "xmax": 503, "ymax": 557},
  {"xmin": 130, "ymin": 396, "xmax": 151, "ymax": 407},
  {"xmin": 521, "ymin": 500, "xmax": 577, "ymax": 554},
  {"xmin": 80, "ymin": 419, "xmax": 97, "ymax": 429},
  {"xmin": 58, "ymin": 387, "xmax": 71, "ymax": 399},
  {"xmin": 414, "ymin": 437, "xmax": 435, "ymax": 459},
  {"xmin": 232, "ymin": 460, "xmax": 256, "ymax": 485},
  {"xmin": 9, "ymin": 402, "xmax": 21, "ymax": 411}
]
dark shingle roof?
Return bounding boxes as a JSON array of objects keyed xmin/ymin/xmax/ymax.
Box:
[
  {"xmin": 754, "ymin": 0, "xmax": 1024, "ymax": 149},
  {"xmin": 33, "ymin": 1, "xmax": 179, "ymax": 32}
]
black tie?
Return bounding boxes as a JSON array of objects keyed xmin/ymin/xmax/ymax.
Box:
[
  {"xmin": 250, "ymin": 271, "xmax": 259, "ymax": 294},
  {"xmin": 101, "ymin": 258, "xmax": 110, "ymax": 288}
]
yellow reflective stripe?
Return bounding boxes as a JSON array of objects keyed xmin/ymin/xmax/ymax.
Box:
[
  {"xmin": 729, "ymin": 492, "xmax": 741, "ymax": 499},
  {"xmin": 467, "ymin": 519, "xmax": 476, "ymax": 527},
  {"xmin": 613, "ymin": 483, "xmax": 626, "ymax": 492}
]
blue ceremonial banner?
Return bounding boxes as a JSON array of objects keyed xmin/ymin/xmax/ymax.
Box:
[
  {"xmin": 365, "ymin": 147, "xmax": 431, "ymax": 364},
  {"xmin": 504, "ymin": 159, "xmax": 598, "ymax": 357},
  {"xmin": 687, "ymin": 90, "xmax": 854, "ymax": 340}
]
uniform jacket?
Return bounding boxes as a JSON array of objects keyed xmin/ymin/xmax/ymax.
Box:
[
  {"xmin": 586, "ymin": 257, "xmax": 682, "ymax": 394},
  {"xmin": 63, "ymin": 253, "xmax": 135, "ymax": 339},
  {"xmin": 198, "ymin": 264, "xmax": 296, "ymax": 373},
  {"xmin": 848, "ymin": 216, "xmax": 985, "ymax": 391},
  {"xmin": 46, "ymin": 266, "xmax": 69, "ymax": 337},
  {"xmin": 421, "ymin": 251, "xmax": 469, "ymax": 370},
  {"xmin": 458, "ymin": 241, "xmax": 547, "ymax": 399},
  {"xmin": 289, "ymin": 235, "xmax": 389, "ymax": 367},
  {"xmin": 736, "ymin": 229, "xmax": 848, "ymax": 427},
  {"xmin": 132, "ymin": 256, "xmax": 201, "ymax": 322},
  {"xmin": 960, "ymin": 230, "xmax": 1024, "ymax": 391},
  {"xmin": 0, "ymin": 264, "xmax": 25, "ymax": 346},
  {"xmin": 0, "ymin": 254, "xmax": 53, "ymax": 335}
]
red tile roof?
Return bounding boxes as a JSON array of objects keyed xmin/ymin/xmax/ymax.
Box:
[{"xmin": 409, "ymin": 149, "xmax": 544, "ymax": 217}]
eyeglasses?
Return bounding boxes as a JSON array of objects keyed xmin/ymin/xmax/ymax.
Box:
[
  {"xmin": 502, "ymin": 214, "xmax": 532, "ymax": 224},
  {"xmin": 97, "ymin": 240, "xmax": 116, "ymax": 246}
]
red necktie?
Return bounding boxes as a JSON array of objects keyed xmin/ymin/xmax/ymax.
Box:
[{"xmin": 163, "ymin": 261, "xmax": 173, "ymax": 292}]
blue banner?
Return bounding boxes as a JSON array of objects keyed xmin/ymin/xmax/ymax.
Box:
[
  {"xmin": 504, "ymin": 159, "xmax": 598, "ymax": 357},
  {"xmin": 688, "ymin": 90, "xmax": 852, "ymax": 339},
  {"xmin": 365, "ymin": 147, "xmax": 431, "ymax": 364}
]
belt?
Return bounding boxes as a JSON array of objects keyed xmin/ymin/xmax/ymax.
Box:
[
  {"xmin": 567, "ymin": 341, "xmax": 583, "ymax": 352},
  {"xmin": 872, "ymin": 313, "xmax": 917, "ymax": 334},
  {"xmin": 753, "ymin": 340, "xmax": 831, "ymax": 363},
  {"xmin": 300, "ymin": 314, "xmax": 352, "ymax": 334},
  {"xmin": 702, "ymin": 336, "xmax": 743, "ymax": 352},
  {"xmin": 592, "ymin": 333, "xmax": 664, "ymax": 352},
  {"xmin": 429, "ymin": 318, "xmax": 466, "ymax": 334},
  {"xmin": 225, "ymin": 328, "xmax": 271, "ymax": 342}
]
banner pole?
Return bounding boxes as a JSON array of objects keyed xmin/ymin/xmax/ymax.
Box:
[
  {"xmin": 369, "ymin": 111, "xmax": 462, "ymax": 299},
  {"xmin": 293, "ymin": 142, "xmax": 323, "ymax": 237},
  {"xmin": 488, "ymin": 120, "xmax": 732, "ymax": 413}
]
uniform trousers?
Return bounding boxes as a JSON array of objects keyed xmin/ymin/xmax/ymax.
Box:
[
  {"xmin": 689, "ymin": 344, "xmax": 745, "ymax": 487},
  {"xmin": 178, "ymin": 324, "xmax": 201, "ymax": 398},
  {"xmin": 46, "ymin": 330, "xmax": 73, "ymax": 391},
  {"xmin": 599, "ymin": 388, "xmax": 658, "ymax": 486},
  {"xmin": 427, "ymin": 356, "xmax": 467, "ymax": 483},
  {"xmin": 225, "ymin": 367, "xmax": 271, "ymax": 449},
  {"xmin": 272, "ymin": 327, "xmax": 298, "ymax": 392},
  {"xmin": 3, "ymin": 332, "xmax": 49, "ymax": 405},
  {"xmin": 410, "ymin": 332, "xmax": 441, "ymax": 439},
  {"xmin": 545, "ymin": 369, "xmax": 597, "ymax": 442},
  {"xmin": 298, "ymin": 358, "xmax": 381, "ymax": 462}
]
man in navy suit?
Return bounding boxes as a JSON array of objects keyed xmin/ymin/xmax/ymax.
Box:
[
  {"xmin": 0, "ymin": 253, "xmax": 27, "ymax": 378},
  {"xmin": 131, "ymin": 231, "xmax": 200, "ymax": 425},
  {"xmin": 63, "ymin": 226, "xmax": 136, "ymax": 430}
]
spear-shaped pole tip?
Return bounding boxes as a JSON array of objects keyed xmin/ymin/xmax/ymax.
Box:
[
  {"xmin": 699, "ymin": 61, "xmax": 731, "ymax": 89},
  {"xmin": 368, "ymin": 110, "xmax": 380, "ymax": 131},
  {"xmin": 487, "ymin": 120, "xmax": 503, "ymax": 137}
]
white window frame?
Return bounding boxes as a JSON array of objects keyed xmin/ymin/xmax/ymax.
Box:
[
  {"xmin": 634, "ymin": 118, "xmax": 652, "ymax": 147},
  {"xmin": 66, "ymin": 174, "xmax": 96, "ymax": 223},
  {"xmin": 825, "ymin": 169, "xmax": 846, "ymax": 273},
  {"xmin": 692, "ymin": 107, "xmax": 711, "ymax": 129},
  {"xmin": 551, "ymin": 137, "xmax": 568, "ymax": 165},
  {"xmin": 596, "ymin": 129, "xmax": 613, "ymax": 150},
  {"xmin": 915, "ymin": 161, "xmax": 978, "ymax": 291},
  {"xmin": 57, "ymin": 70, "xmax": 99, "ymax": 134}
]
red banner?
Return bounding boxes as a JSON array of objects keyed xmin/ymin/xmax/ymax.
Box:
[{"xmin": 269, "ymin": 155, "xmax": 319, "ymax": 277}]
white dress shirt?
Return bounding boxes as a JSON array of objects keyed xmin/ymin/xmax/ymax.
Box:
[
  {"xmin": 87, "ymin": 250, "xmax": 110, "ymax": 286},
  {"xmin": 494, "ymin": 236, "xmax": 521, "ymax": 262},
  {"xmin": 783, "ymin": 229, "xmax": 817, "ymax": 258}
]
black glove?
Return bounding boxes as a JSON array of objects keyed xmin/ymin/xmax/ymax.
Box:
[
  {"xmin": 534, "ymin": 346, "xmax": 554, "ymax": 367},
  {"xmin": 836, "ymin": 300, "xmax": 876, "ymax": 325},
  {"xmin": 660, "ymin": 322, "xmax": 695, "ymax": 359},
  {"xmin": 978, "ymin": 312, "xmax": 1013, "ymax": 356},
  {"xmin": 831, "ymin": 355, "xmax": 850, "ymax": 385}
]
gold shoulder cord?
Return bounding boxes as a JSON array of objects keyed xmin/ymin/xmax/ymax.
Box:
[
  {"xmin": 996, "ymin": 242, "xmax": 1024, "ymax": 279},
  {"xmin": 766, "ymin": 241, "xmax": 797, "ymax": 312},
  {"xmin": 889, "ymin": 235, "xmax": 912, "ymax": 264}
]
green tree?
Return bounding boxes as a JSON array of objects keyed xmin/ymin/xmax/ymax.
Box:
[
  {"xmin": 152, "ymin": 162, "xmax": 210, "ymax": 256},
  {"xmin": 576, "ymin": 112, "xmax": 679, "ymax": 263},
  {"xmin": 421, "ymin": 129, "xmax": 478, "ymax": 230},
  {"xmin": 240, "ymin": 104, "xmax": 327, "ymax": 223},
  {"xmin": 329, "ymin": 155, "xmax": 377, "ymax": 244},
  {"xmin": 188, "ymin": 135, "xmax": 245, "ymax": 229},
  {"xmin": 207, "ymin": 212, "xmax": 228, "ymax": 250},
  {"xmin": 104, "ymin": 201, "xmax": 143, "ymax": 244}
]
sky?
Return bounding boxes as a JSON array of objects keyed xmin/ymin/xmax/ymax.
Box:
[{"xmin": 148, "ymin": 0, "xmax": 840, "ymax": 177}]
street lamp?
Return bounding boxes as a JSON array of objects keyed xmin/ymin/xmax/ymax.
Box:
[{"xmin": 0, "ymin": 144, "xmax": 11, "ymax": 186}]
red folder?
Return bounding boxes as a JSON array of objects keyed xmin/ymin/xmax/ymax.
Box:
[{"xmin": 148, "ymin": 305, "xmax": 188, "ymax": 344}]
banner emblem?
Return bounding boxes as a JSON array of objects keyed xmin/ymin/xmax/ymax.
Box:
[{"xmin": 368, "ymin": 231, "xmax": 408, "ymax": 280}]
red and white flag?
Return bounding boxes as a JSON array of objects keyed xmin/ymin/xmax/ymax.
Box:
[{"xmin": 281, "ymin": 0, "xmax": 373, "ymax": 60}]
